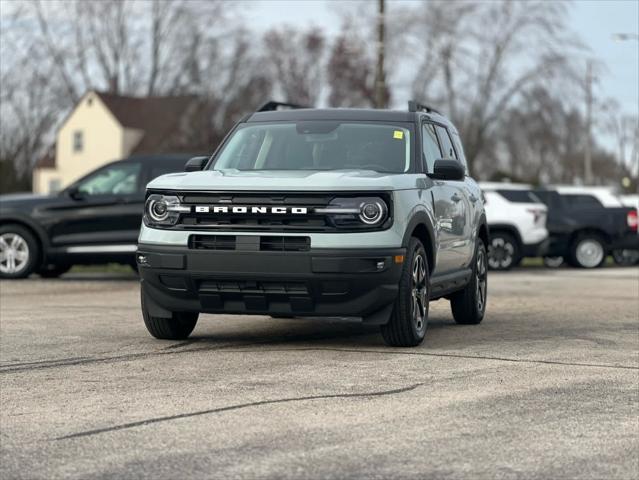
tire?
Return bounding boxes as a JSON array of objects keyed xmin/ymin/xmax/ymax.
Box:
[
  {"xmin": 543, "ymin": 256, "xmax": 564, "ymax": 268},
  {"xmin": 38, "ymin": 264, "xmax": 72, "ymax": 278},
  {"xmin": 568, "ymin": 233, "xmax": 606, "ymax": 269},
  {"xmin": 487, "ymin": 232, "xmax": 520, "ymax": 270},
  {"xmin": 380, "ymin": 237, "xmax": 429, "ymax": 347},
  {"xmin": 141, "ymin": 290, "xmax": 198, "ymax": 340},
  {"xmin": 0, "ymin": 224, "xmax": 39, "ymax": 279},
  {"xmin": 612, "ymin": 249, "xmax": 639, "ymax": 267},
  {"xmin": 450, "ymin": 238, "xmax": 488, "ymax": 325}
]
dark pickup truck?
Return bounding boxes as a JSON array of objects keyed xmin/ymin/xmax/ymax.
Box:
[{"xmin": 532, "ymin": 187, "xmax": 638, "ymax": 268}]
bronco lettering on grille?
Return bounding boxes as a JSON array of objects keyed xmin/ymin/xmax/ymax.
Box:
[{"xmin": 194, "ymin": 206, "xmax": 309, "ymax": 214}]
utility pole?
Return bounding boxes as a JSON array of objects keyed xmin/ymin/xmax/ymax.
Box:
[
  {"xmin": 584, "ymin": 59, "xmax": 593, "ymax": 185},
  {"xmin": 374, "ymin": 0, "xmax": 387, "ymax": 109}
]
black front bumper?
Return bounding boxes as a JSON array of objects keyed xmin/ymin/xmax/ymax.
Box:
[{"xmin": 137, "ymin": 244, "xmax": 405, "ymax": 324}]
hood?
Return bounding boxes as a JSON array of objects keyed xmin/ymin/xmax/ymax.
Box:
[
  {"xmin": 0, "ymin": 192, "xmax": 55, "ymax": 209},
  {"xmin": 147, "ymin": 169, "xmax": 419, "ymax": 191}
]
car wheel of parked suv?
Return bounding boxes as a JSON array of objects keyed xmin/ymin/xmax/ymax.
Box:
[
  {"xmin": 451, "ymin": 238, "xmax": 488, "ymax": 325},
  {"xmin": 0, "ymin": 224, "xmax": 39, "ymax": 279},
  {"xmin": 487, "ymin": 232, "xmax": 520, "ymax": 270},
  {"xmin": 569, "ymin": 233, "xmax": 606, "ymax": 269},
  {"xmin": 141, "ymin": 290, "xmax": 199, "ymax": 340},
  {"xmin": 543, "ymin": 256, "xmax": 565, "ymax": 268},
  {"xmin": 381, "ymin": 238, "xmax": 429, "ymax": 347}
]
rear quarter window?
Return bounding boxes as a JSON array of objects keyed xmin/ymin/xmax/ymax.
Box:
[{"xmin": 561, "ymin": 194, "xmax": 603, "ymax": 209}]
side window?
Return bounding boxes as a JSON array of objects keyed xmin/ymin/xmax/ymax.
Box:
[
  {"xmin": 75, "ymin": 163, "xmax": 141, "ymax": 196},
  {"xmin": 451, "ymin": 133, "xmax": 468, "ymax": 173},
  {"xmin": 73, "ymin": 131, "xmax": 83, "ymax": 153},
  {"xmin": 561, "ymin": 194, "xmax": 603, "ymax": 209},
  {"xmin": 435, "ymin": 126, "xmax": 457, "ymax": 160},
  {"xmin": 421, "ymin": 123, "xmax": 442, "ymax": 173}
]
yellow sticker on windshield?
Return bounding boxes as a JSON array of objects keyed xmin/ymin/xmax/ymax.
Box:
[{"xmin": 393, "ymin": 130, "xmax": 404, "ymax": 139}]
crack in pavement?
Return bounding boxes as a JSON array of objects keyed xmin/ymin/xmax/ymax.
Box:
[
  {"xmin": 55, "ymin": 383, "xmax": 422, "ymax": 440},
  {"xmin": 221, "ymin": 347, "xmax": 639, "ymax": 371},
  {"xmin": 0, "ymin": 330, "xmax": 370, "ymax": 374}
]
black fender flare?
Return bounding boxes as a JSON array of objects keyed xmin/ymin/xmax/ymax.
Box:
[
  {"xmin": 485, "ymin": 222, "xmax": 521, "ymax": 247},
  {"xmin": 401, "ymin": 211, "xmax": 437, "ymax": 270}
]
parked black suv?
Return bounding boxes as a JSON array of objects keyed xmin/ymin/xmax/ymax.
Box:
[
  {"xmin": 0, "ymin": 155, "xmax": 192, "ymax": 278},
  {"xmin": 532, "ymin": 186, "xmax": 638, "ymax": 268}
]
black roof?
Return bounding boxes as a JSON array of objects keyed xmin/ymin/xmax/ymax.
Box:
[{"xmin": 246, "ymin": 108, "xmax": 455, "ymax": 130}]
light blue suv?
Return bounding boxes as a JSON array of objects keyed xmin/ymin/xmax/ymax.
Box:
[{"xmin": 136, "ymin": 101, "xmax": 489, "ymax": 347}]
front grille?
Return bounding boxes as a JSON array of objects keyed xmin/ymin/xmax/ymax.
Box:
[
  {"xmin": 190, "ymin": 235, "xmax": 236, "ymax": 250},
  {"xmin": 165, "ymin": 191, "xmax": 391, "ymax": 233},
  {"xmin": 199, "ymin": 280, "xmax": 309, "ymax": 295},
  {"xmin": 260, "ymin": 236, "xmax": 310, "ymax": 252}
]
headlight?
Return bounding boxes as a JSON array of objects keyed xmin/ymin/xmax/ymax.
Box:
[
  {"xmin": 315, "ymin": 196, "xmax": 389, "ymax": 228},
  {"xmin": 144, "ymin": 194, "xmax": 189, "ymax": 227}
]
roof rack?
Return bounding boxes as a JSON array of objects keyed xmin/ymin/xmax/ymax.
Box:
[
  {"xmin": 257, "ymin": 101, "xmax": 309, "ymax": 112},
  {"xmin": 407, "ymin": 100, "xmax": 441, "ymax": 115}
]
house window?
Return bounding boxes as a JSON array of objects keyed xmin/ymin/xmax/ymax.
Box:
[{"xmin": 73, "ymin": 131, "xmax": 83, "ymax": 153}]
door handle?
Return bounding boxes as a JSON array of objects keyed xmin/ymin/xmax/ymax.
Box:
[
  {"xmin": 451, "ymin": 193, "xmax": 461, "ymax": 203},
  {"xmin": 469, "ymin": 194, "xmax": 478, "ymax": 204}
]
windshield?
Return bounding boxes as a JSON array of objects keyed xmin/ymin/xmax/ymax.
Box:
[{"xmin": 211, "ymin": 121, "xmax": 413, "ymax": 173}]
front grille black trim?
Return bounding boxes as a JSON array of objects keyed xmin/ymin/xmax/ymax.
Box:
[
  {"xmin": 189, "ymin": 235, "xmax": 236, "ymax": 250},
  {"xmin": 260, "ymin": 236, "xmax": 310, "ymax": 252}
]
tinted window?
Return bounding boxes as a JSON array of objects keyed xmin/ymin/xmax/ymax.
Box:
[
  {"xmin": 561, "ymin": 194, "xmax": 603, "ymax": 209},
  {"xmin": 421, "ymin": 123, "xmax": 442, "ymax": 173},
  {"xmin": 435, "ymin": 126, "xmax": 456, "ymax": 160},
  {"xmin": 76, "ymin": 163, "xmax": 141, "ymax": 196},
  {"xmin": 497, "ymin": 190, "xmax": 541, "ymax": 203},
  {"xmin": 213, "ymin": 122, "xmax": 413, "ymax": 173}
]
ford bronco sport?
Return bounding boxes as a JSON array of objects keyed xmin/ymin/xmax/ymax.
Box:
[{"xmin": 137, "ymin": 101, "xmax": 489, "ymax": 347}]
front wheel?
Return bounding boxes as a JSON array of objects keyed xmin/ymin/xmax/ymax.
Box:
[
  {"xmin": 380, "ymin": 237, "xmax": 429, "ymax": 347},
  {"xmin": 450, "ymin": 238, "xmax": 487, "ymax": 325},
  {"xmin": 0, "ymin": 225, "xmax": 39, "ymax": 279},
  {"xmin": 141, "ymin": 290, "xmax": 199, "ymax": 340}
]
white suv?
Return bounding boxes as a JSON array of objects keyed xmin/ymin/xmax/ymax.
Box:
[{"xmin": 480, "ymin": 183, "xmax": 549, "ymax": 270}]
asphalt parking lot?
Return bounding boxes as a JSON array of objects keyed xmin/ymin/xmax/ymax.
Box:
[{"xmin": 1, "ymin": 268, "xmax": 638, "ymax": 480}]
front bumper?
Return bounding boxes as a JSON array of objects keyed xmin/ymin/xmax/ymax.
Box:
[{"xmin": 137, "ymin": 244, "xmax": 405, "ymax": 324}]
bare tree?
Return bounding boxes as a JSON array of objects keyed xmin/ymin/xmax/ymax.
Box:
[
  {"xmin": 264, "ymin": 26, "xmax": 325, "ymax": 105},
  {"xmin": 407, "ymin": 0, "xmax": 582, "ymax": 174}
]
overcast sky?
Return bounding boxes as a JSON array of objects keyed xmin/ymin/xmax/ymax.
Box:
[{"xmin": 241, "ymin": 0, "xmax": 639, "ymax": 117}]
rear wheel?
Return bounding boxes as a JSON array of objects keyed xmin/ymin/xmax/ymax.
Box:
[
  {"xmin": 0, "ymin": 225, "xmax": 39, "ymax": 279},
  {"xmin": 569, "ymin": 234, "xmax": 606, "ymax": 268},
  {"xmin": 380, "ymin": 237, "xmax": 429, "ymax": 347},
  {"xmin": 487, "ymin": 232, "xmax": 520, "ymax": 270},
  {"xmin": 450, "ymin": 238, "xmax": 487, "ymax": 325},
  {"xmin": 141, "ymin": 290, "xmax": 198, "ymax": 340},
  {"xmin": 612, "ymin": 249, "xmax": 639, "ymax": 266}
]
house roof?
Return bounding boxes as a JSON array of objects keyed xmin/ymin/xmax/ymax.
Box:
[{"xmin": 94, "ymin": 91, "xmax": 200, "ymax": 154}]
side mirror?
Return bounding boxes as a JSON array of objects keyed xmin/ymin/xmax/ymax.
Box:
[
  {"xmin": 66, "ymin": 186, "xmax": 85, "ymax": 201},
  {"xmin": 185, "ymin": 156, "xmax": 208, "ymax": 172},
  {"xmin": 429, "ymin": 159, "xmax": 465, "ymax": 181}
]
